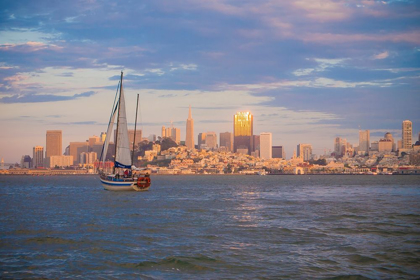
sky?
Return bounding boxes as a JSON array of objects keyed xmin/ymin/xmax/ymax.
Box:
[{"xmin": 0, "ymin": 0, "xmax": 419, "ymax": 163}]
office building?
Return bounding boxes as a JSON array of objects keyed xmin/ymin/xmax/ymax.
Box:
[
  {"xmin": 20, "ymin": 155, "xmax": 32, "ymax": 168},
  {"xmin": 128, "ymin": 129, "xmax": 142, "ymax": 150},
  {"xmin": 69, "ymin": 141, "xmax": 89, "ymax": 165},
  {"xmin": 198, "ymin": 133, "xmax": 207, "ymax": 149},
  {"xmin": 185, "ymin": 105, "xmax": 195, "ymax": 150},
  {"xmin": 260, "ymin": 132, "xmax": 272, "ymax": 160},
  {"xmin": 33, "ymin": 146, "xmax": 44, "ymax": 168},
  {"xmin": 252, "ymin": 135, "xmax": 260, "ymax": 153},
  {"xmin": 334, "ymin": 137, "xmax": 347, "ymax": 156},
  {"xmin": 205, "ymin": 132, "xmax": 218, "ymax": 150},
  {"xmin": 46, "ymin": 130, "xmax": 62, "ymax": 158},
  {"xmin": 220, "ymin": 132, "xmax": 233, "ymax": 152},
  {"xmin": 272, "ymin": 146, "xmax": 285, "ymax": 159},
  {"xmin": 297, "ymin": 144, "xmax": 313, "ymax": 161},
  {"xmin": 359, "ymin": 130, "xmax": 370, "ymax": 154},
  {"xmin": 402, "ymin": 120, "xmax": 412, "ymax": 149},
  {"xmin": 234, "ymin": 112, "xmax": 253, "ymax": 154},
  {"xmin": 47, "ymin": 155, "xmax": 73, "ymax": 168}
]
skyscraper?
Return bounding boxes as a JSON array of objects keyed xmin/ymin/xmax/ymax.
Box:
[
  {"xmin": 297, "ymin": 144, "xmax": 313, "ymax": 161},
  {"xmin": 198, "ymin": 133, "xmax": 207, "ymax": 149},
  {"xmin": 128, "ymin": 129, "xmax": 142, "ymax": 150},
  {"xmin": 205, "ymin": 132, "xmax": 218, "ymax": 150},
  {"xmin": 402, "ymin": 120, "xmax": 412, "ymax": 149},
  {"xmin": 220, "ymin": 132, "xmax": 233, "ymax": 152},
  {"xmin": 185, "ymin": 105, "xmax": 194, "ymax": 150},
  {"xmin": 234, "ymin": 112, "xmax": 253, "ymax": 154},
  {"xmin": 46, "ymin": 130, "xmax": 62, "ymax": 158},
  {"xmin": 260, "ymin": 132, "xmax": 272, "ymax": 160},
  {"xmin": 272, "ymin": 146, "xmax": 285, "ymax": 159},
  {"xmin": 359, "ymin": 130, "xmax": 370, "ymax": 154},
  {"xmin": 33, "ymin": 146, "xmax": 44, "ymax": 168}
]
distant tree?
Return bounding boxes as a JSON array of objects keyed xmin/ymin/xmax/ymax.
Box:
[
  {"xmin": 309, "ymin": 158, "xmax": 327, "ymax": 166},
  {"xmin": 138, "ymin": 140, "xmax": 153, "ymax": 156},
  {"xmin": 161, "ymin": 137, "xmax": 178, "ymax": 151}
]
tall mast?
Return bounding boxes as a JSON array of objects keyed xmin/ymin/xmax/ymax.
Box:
[
  {"xmin": 132, "ymin": 93, "xmax": 139, "ymax": 165},
  {"xmin": 114, "ymin": 71, "xmax": 123, "ymax": 173}
]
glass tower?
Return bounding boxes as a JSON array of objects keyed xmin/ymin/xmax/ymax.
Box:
[{"xmin": 233, "ymin": 112, "xmax": 253, "ymax": 154}]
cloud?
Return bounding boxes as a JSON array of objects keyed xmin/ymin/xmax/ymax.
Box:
[
  {"xmin": 372, "ymin": 51, "xmax": 389, "ymax": 60},
  {"xmin": 0, "ymin": 91, "xmax": 96, "ymax": 104}
]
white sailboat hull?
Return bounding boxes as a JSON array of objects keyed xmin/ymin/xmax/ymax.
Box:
[{"xmin": 100, "ymin": 177, "xmax": 150, "ymax": 191}]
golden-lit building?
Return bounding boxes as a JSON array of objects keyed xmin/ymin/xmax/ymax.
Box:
[
  {"xmin": 234, "ymin": 112, "xmax": 253, "ymax": 154},
  {"xmin": 46, "ymin": 130, "xmax": 62, "ymax": 158},
  {"xmin": 185, "ymin": 105, "xmax": 195, "ymax": 150},
  {"xmin": 33, "ymin": 146, "xmax": 44, "ymax": 168},
  {"xmin": 402, "ymin": 120, "xmax": 412, "ymax": 149}
]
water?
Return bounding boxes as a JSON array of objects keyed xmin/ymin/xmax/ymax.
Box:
[{"xmin": 0, "ymin": 175, "xmax": 419, "ymax": 279}]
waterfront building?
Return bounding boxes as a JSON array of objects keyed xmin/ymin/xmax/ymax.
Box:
[
  {"xmin": 33, "ymin": 146, "xmax": 44, "ymax": 168},
  {"xmin": 205, "ymin": 132, "xmax": 218, "ymax": 150},
  {"xmin": 234, "ymin": 112, "xmax": 253, "ymax": 155},
  {"xmin": 220, "ymin": 132, "xmax": 233, "ymax": 152},
  {"xmin": 148, "ymin": 134, "xmax": 157, "ymax": 142},
  {"xmin": 46, "ymin": 130, "xmax": 62, "ymax": 158},
  {"xmin": 297, "ymin": 144, "xmax": 312, "ymax": 161},
  {"xmin": 185, "ymin": 105, "xmax": 195, "ymax": 150},
  {"xmin": 47, "ymin": 155, "xmax": 73, "ymax": 168},
  {"xmin": 272, "ymin": 146, "xmax": 285, "ymax": 159},
  {"xmin": 260, "ymin": 132, "xmax": 272, "ymax": 160},
  {"xmin": 20, "ymin": 155, "xmax": 32, "ymax": 168},
  {"xmin": 402, "ymin": 120, "xmax": 412, "ymax": 149},
  {"xmin": 359, "ymin": 130, "xmax": 370, "ymax": 154}
]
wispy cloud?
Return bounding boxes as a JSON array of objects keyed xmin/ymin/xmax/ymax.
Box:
[
  {"xmin": 0, "ymin": 91, "xmax": 96, "ymax": 104},
  {"xmin": 372, "ymin": 51, "xmax": 389, "ymax": 60}
]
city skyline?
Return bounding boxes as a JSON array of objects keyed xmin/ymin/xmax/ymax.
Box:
[{"xmin": 1, "ymin": 1, "xmax": 419, "ymax": 162}]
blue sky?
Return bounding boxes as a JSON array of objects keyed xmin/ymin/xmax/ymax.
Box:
[{"xmin": 0, "ymin": 0, "xmax": 419, "ymax": 162}]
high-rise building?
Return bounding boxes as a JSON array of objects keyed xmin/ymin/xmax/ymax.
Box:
[
  {"xmin": 100, "ymin": 132, "xmax": 106, "ymax": 142},
  {"xmin": 33, "ymin": 146, "xmax": 44, "ymax": 168},
  {"xmin": 46, "ymin": 130, "xmax": 62, "ymax": 158},
  {"xmin": 252, "ymin": 135, "xmax": 260, "ymax": 153},
  {"xmin": 20, "ymin": 155, "xmax": 32, "ymax": 168},
  {"xmin": 334, "ymin": 137, "xmax": 347, "ymax": 156},
  {"xmin": 88, "ymin": 136, "xmax": 100, "ymax": 147},
  {"xmin": 205, "ymin": 132, "xmax": 218, "ymax": 150},
  {"xmin": 185, "ymin": 105, "xmax": 194, "ymax": 150},
  {"xmin": 69, "ymin": 141, "xmax": 89, "ymax": 165},
  {"xmin": 234, "ymin": 112, "xmax": 253, "ymax": 154},
  {"xmin": 198, "ymin": 133, "xmax": 207, "ymax": 149},
  {"xmin": 220, "ymin": 132, "xmax": 233, "ymax": 152},
  {"xmin": 161, "ymin": 126, "xmax": 166, "ymax": 138},
  {"xmin": 272, "ymin": 146, "xmax": 285, "ymax": 159},
  {"xmin": 359, "ymin": 130, "xmax": 370, "ymax": 154},
  {"xmin": 260, "ymin": 132, "xmax": 272, "ymax": 160},
  {"xmin": 171, "ymin": 127, "xmax": 181, "ymax": 144},
  {"xmin": 297, "ymin": 144, "xmax": 312, "ymax": 161},
  {"xmin": 402, "ymin": 120, "xmax": 412, "ymax": 149},
  {"xmin": 80, "ymin": 152, "xmax": 98, "ymax": 165},
  {"xmin": 128, "ymin": 129, "xmax": 142, "ymax": 150}
]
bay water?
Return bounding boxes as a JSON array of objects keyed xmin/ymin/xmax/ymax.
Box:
[{"xmin": 0, "ymin": 175, "xmax": 419, "ymax": 279}]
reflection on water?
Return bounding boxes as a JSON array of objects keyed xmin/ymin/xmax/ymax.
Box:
[{"xmin": 0, "ymin": 175, "xmax": 420, "ymax": 279}]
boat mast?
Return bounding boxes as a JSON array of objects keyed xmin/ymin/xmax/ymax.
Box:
[
  {"xmin": 132, "ymin": 93, "xmax": 139, "ymax": 165},
  {"xmin": 114, "ymin": 71, "xmax": 123, "ymax": 173}
]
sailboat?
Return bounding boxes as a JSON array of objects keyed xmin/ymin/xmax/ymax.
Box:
[{"xmin": 98, "ymin": 72, "xmax": 151, "ymax": 191}]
